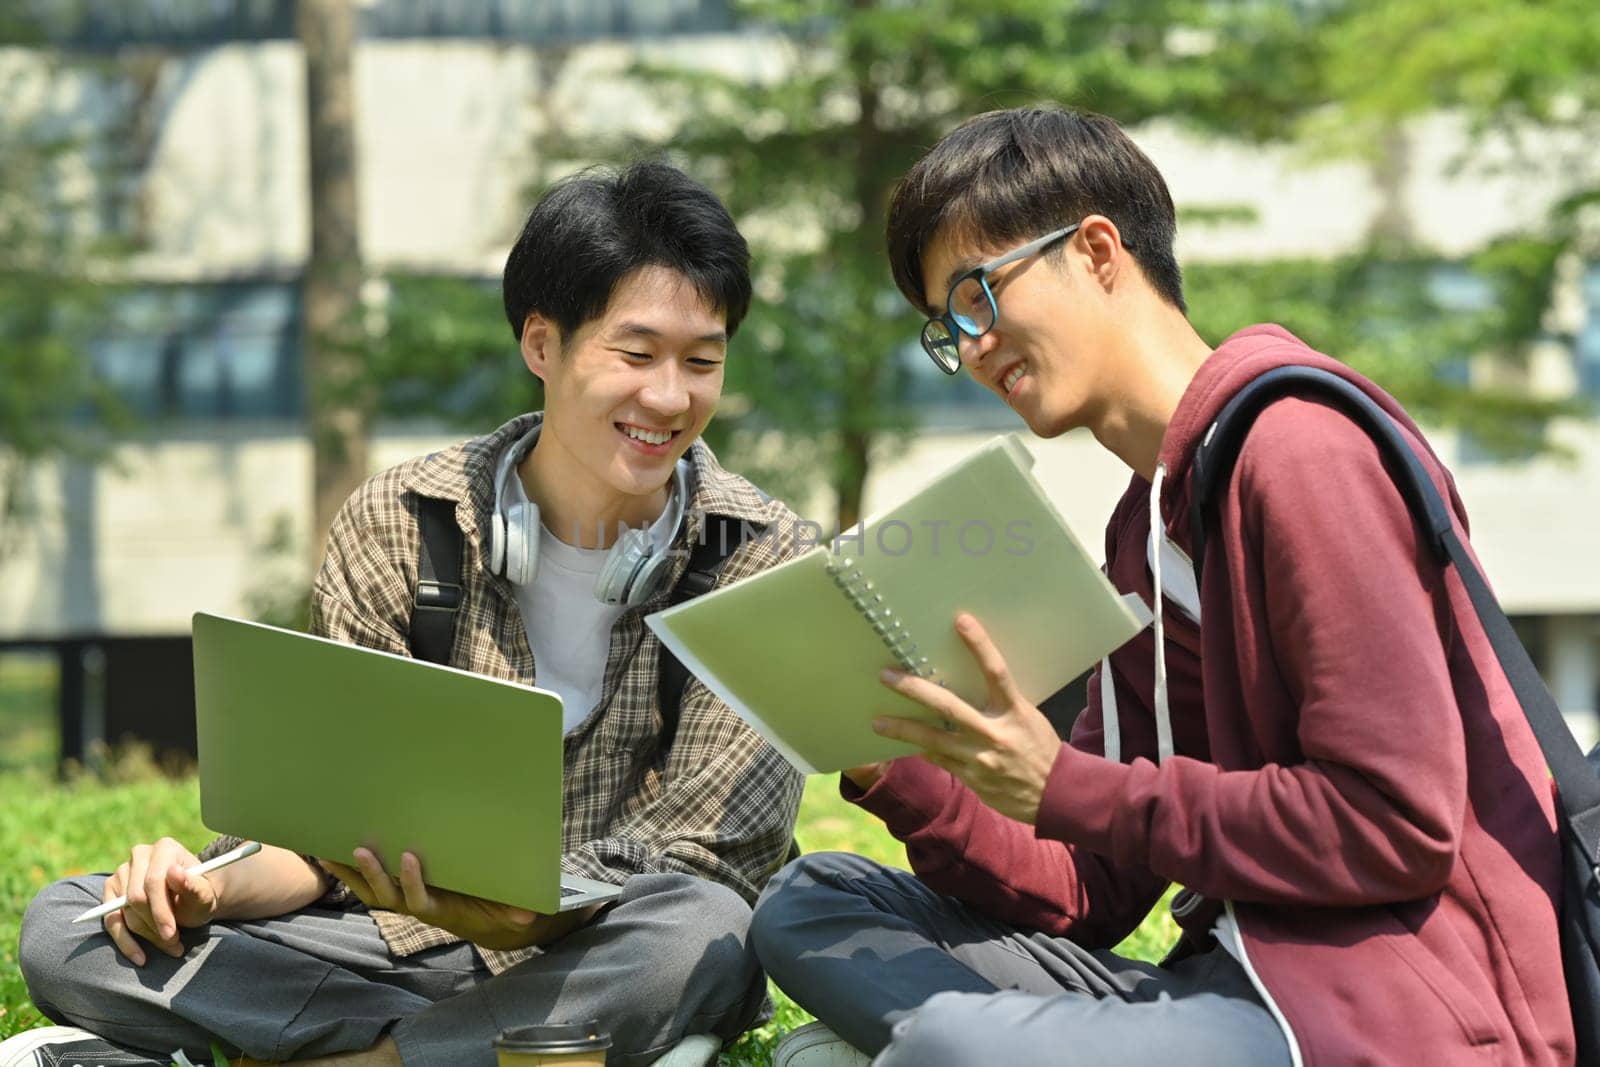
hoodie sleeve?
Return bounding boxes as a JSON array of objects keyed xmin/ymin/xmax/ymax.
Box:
[
  {"xmin": 839, "ymin": 483, "xmax": 1171, "ymax": 945},
  {"xmin": 1035, "ymin": 398, "xmax": 1467, "ymax": 907},
  {"xmin": 843, "ymin": 658, "xmax": 1170, "ymax": 948}
]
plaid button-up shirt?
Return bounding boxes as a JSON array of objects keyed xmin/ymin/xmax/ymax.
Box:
[{"xmin": 203, "ymin": 413, "xmax": 805, "ymax": 974}]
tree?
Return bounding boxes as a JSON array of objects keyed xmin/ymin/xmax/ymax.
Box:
[
  {"xmin": 1308, "ymin": 0, "xmax": 1600, "ymax": 396},
  {"xmin": 0, "ymin": 19, "xmax": 130, "ymax": 561},
  {"xmin": 1315, "ymin": 0, "xmax": 1599, "ymax": 146},
  {"xmin": 647, "ymin": 0, "xmax": 1282, "ymax": 526},
  {"xmin": 297, "ymin": 0, "xmax": 367, "ymax": 566},
  {"xmin": 542, "ymin": 1, "xmax": 1351, "ymax": 523},
  {"xmin": 365, "ymin": 273, "xmax": 541, "ymax": 428},
  {"xmin": 539, "ymin": 0, "xmax": 1583, "ymax": 524},
  {"xmin": 540, "ymin": 2, "xmax": 1203, "ymax": 524},
  {"xmin": 1195, "ymin": 0, "xmax": 1600, "ymax": 446},
  {"xmin": 1185, "ymin": 251, "xmax": 1577, "ymax": 456}
]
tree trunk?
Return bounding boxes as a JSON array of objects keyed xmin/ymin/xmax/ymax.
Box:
[
  {"xmin": 298, "ymin": 0, "xmax": 365, "ymax": 567},
  {"xmin": 1367, "ymin": 123, "xmax": 1413, "ymax": 249},
  {"xmin": 835, "ymin": 428, "xmax": 871, "ymax": 531},
  {"xmin": 835, "ymin": 0, "xmax": 883, "ymax": 533}
]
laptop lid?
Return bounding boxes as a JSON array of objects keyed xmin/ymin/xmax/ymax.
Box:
[{"xmin": 193, "ymin": 612, "xmax": 583, "ymax": 913}]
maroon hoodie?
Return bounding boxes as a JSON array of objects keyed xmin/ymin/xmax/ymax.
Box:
[{"xmin": 847, "ymin": 325, "xmax": 1571, "ymax": 1064}]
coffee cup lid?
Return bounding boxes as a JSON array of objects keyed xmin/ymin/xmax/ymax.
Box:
[{"xmin": 494, "ymin": 1022, "xmax": 612, "ymax": 1054}]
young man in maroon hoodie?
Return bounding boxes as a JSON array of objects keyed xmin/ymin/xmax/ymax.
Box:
[{"xmin": 748, "ymin": 106, "xmax": 1573, "ymax": 1067}]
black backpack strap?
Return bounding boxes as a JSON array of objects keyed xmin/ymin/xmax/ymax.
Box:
[
  {"xmin": 1188, "ymin": 366, "xmax": 1600, "ymax": 856},
  {"xmin": 657, "ymin": 509, "xmax": 802, "ymax": 862},
  {"xmin": 1190, "ymin": 366, "xmax": 1454, "ymax": 589},
  {"xmin": 657, "ymin": 514, "xmax": 763, "ymax": 752},
  {"xmin": 409, "ymin": 496, "xmax": 464, "ymax": 666}
]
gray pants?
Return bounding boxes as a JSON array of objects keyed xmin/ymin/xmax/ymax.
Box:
[
  {"xmin": 19, "ymin": 872, "xmax": 767, "ymax": 1066},
  {"xmin": 750, "ymin": 852, "xmax": 1292, "ymax": 1067}
]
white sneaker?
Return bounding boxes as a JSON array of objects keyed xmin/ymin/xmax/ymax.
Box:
[
  {"xmin": 649, "ymin": 1032, "xmax": 722, "ymax": 1066},
  {"xmin": 0, "ymin": 1026, "xmax": 167, "ymax": 1067},
  {"xmin": 772, "ymin": 1022, "xmax": 873, "ymax": 1067}
]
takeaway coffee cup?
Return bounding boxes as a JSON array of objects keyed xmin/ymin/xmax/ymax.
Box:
[{"xmin": 493, "ymin": 1021, "xmax": 611, "ymax": 1066}]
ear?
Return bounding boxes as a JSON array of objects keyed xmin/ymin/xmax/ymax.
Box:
[
  {"xmin": 519, "ymin": 313, "xmax": 558, "ymax": 381},
  {"xmin": 1077, "ymin": 215, "xmax": 1129, "ymax": 294}
]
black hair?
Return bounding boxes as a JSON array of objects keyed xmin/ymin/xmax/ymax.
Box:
[
  {"xmin": 887, "ymin": 106, "xmax": 1185, "ymax": 313},
  {"xmin": 502, "ymin": 161, "xmax": 752, "ymax": 343}
]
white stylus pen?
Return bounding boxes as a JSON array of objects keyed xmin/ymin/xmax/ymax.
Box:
[{"xmin": 69, "ymin": 840, "xmax": 264, "ymax": 924}]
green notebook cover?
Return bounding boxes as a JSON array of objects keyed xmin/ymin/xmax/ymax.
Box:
[{"xmin": 646, "ymin": 435, "xmax": 1151, "ymax": 774}]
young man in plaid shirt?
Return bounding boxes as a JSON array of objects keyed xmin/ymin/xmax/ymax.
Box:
[{"xmin": 12, "ymin": 163, "xmax": 804, "ymax": 1067}]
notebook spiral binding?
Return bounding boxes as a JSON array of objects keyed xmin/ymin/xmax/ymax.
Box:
[{"xmin": 825, "ymin": 556, "xmax": 940, "ymax": 682}]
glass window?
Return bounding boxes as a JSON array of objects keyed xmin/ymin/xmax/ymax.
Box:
[
  {"xmin": 35, "ymin": 0, "xmax": 733, "ymax": 46},
  {"xmin": 1580, "ymin": 265, "xmax": 1600, "ymax": 399},
  {"xmin": 362, "ymin": 0, "xmax": 733, "ymax": 41},
  {"xmin": 1428, "ymin": 264, "xmax": 1495, "ymax": 387},
  {"xmin": 1428, "ymin": 264, "xmax": 1494, "ymax": 313},
  {"xmin": 88, "ymin": 282, "xmax": 302, "ymax": 419},
  {"xmin": 897, "ymin": 339, "xmax": 1020, "ymax": 431}
]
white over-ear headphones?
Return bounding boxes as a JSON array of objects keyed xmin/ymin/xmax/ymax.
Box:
[{"xmin": 487, "ymin": 423, "xmax": 693, "ymax": 607}]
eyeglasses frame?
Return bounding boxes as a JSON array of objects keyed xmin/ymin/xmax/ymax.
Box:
[{"xmin": 918, "ymin": 222, "xmax": 1085, "ymax": 375}]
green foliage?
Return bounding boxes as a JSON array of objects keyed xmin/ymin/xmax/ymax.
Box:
[
  {"xmin": 545, "ymin": 0, "xmax": 1325, "ymax": 523},
  {"xmin": 525, "ymin": 0, "xmax": 1587, "ymax": 522},
  {"xmin": 240, "ymin": 513, "xmax": 313, "ymax": 633},
  {"xmin": 363, "ymin": 273, "xmax": 541, "ymax": 428},
  {"xmin": 1187, "ymin": 250, "xmax": 1586, "ymax": 457},
  {"xmin": 1297, "ymin": 0, "xmax": 1600, "ymax": 369},
  {"xmin": 0, "ymin": 771, "xmax": 209, "ymax": 1040},
  {"xmin": 0, "ymin": 48, "xmax": 132, "ymax": 556},
  {"xmin": 1315, "ymin": 0, "xmax": 1600, "ymax": 133}
]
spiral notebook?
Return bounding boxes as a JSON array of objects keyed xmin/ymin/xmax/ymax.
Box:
[{"xmin": 646, "ymin": 435, "xmax": 1151, "ymax": 775}]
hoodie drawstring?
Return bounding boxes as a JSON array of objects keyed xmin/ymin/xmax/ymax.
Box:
[
  {"xmin": 1149, "ymin": 464, "xmax": 1174, "ymax": 764},
  {"xmin": 1099, "ymin": 655, "xmax": 1120, "ymax": 763}
]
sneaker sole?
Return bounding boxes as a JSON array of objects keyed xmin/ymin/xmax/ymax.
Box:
[
  {"xmin": 0, "ymin": 1026, "xmax": 166, "ymax": 1067},
  {"xmin": 0, "ymin": 1026, "xmax": 99, "ymax": 1067}
]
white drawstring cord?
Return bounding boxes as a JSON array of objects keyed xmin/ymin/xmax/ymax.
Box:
[
  {"xmin": 1149, "ymin": 464, "xmax": 1174, "ymax": 764},
  {"xmin": 1099, "ymin": 655, "xmax": 1120, "ymax": 763}
]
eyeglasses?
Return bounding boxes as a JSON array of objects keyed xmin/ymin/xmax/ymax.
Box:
[{"xmin": 919, "ymin": 223, "xmax": 1082, "ymax": 375}]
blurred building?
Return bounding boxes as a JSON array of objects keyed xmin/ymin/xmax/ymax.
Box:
[{"xmin": 1, "ymin": 0, "xmax": 1597, "ymax": 761}]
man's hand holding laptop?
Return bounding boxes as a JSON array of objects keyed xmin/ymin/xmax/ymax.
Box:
[
  {"xmin": 95, "ymin": 833, "xmax": 600, "ymax": 963},
  {"xmin": 318, "ymin": 849, "xmax": 600, "ymax": 952}
]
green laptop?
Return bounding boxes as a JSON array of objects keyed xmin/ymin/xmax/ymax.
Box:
[{"xmin": 191, "ymin": 612, "xmax": 622, "ymax": 913}]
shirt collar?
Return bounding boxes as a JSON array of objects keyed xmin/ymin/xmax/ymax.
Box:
[{"xmin": 400, "ymin": 412, "xmax": 779, "ymax": 538}]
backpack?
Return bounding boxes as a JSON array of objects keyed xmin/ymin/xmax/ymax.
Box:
[
  {"xmin": 406, "ymin": 497, "xmax": 756, "ymax": 755},
  {"xmin": 1188, "ymin": 365, "xmax": 1600, "ymax": 1064}
]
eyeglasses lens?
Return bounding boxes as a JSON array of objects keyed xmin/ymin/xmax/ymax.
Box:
[
  {"xmin": 921, "ymin": 320, "xmax": 960, "ymax": 373},
  {"xmin": 950, "ymin": 278, "xmax": 995, "ymax": 335}
]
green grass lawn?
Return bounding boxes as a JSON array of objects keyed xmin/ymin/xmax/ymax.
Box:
[
  {"xmin": 0, "ymin": 771, "xmax": 1178, "ymax": 1063},
  {"xmin": 0, "ymin": 770, "xmax": 211, "ymax": 1041}
]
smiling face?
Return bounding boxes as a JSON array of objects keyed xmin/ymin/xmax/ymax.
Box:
[
  {"xmin": 920, "ymin": 222, "xmax": 1117, "ymax": 439},
  {"xmin": 521, "ymin": 265, "xmax": 727, "ymax": 507}
]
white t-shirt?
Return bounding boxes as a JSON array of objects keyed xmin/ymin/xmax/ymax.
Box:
[
  {"xmin": 515, "ymin": 530, "xmax": 627, "ymax": 734},
  {"xmin": 502, "ymin": 473, "xmax": 677, "ymax": 734}
]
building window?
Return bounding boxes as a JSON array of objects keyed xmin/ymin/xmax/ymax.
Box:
[
  {"xmin": 1428, "ymin": 263, "xmax": 1495, "ymax": 389},
  {"xmin": 363, "ymin": 0, "xmax": 734, "ymax": 41},
  {"xmin": 34, "ymin": 0, "xmax": 732, "ymax": 48},
  {"xmin": 1579, "ymin": 264, "xmax": 1600, "ymax": 400},
  {"xmin": 90, "ymin": 282, "xmax": 302, "ymax": 419},
  {"xmin": 898, "ymin": 339, "xmax": 1021, "ymax": 431}
]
